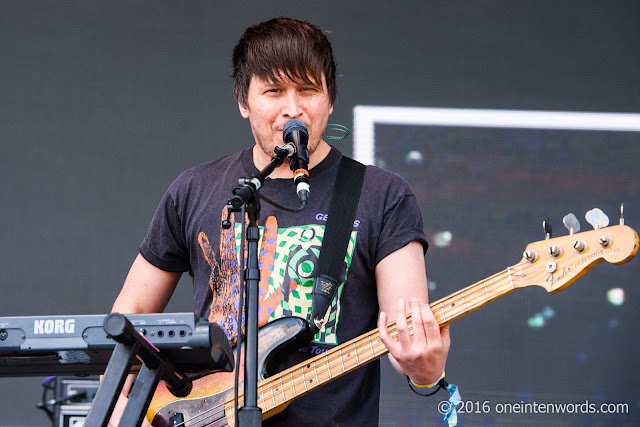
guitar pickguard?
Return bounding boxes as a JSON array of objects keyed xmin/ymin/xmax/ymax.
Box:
[{"xmin": 150, "ymin": 317, "xmax": 312, "ymax": 427}]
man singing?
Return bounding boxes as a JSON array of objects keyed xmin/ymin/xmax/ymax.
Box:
[{"xmin": 112, "ymin": 17, "xmax": 450, "ymax": 425}]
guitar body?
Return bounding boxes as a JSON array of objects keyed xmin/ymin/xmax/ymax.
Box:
[{"xmin": 149, "ymin": 316, "xmax": 313, "ymax": 427}]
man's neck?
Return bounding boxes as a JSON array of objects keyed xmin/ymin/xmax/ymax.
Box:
[{"xmin": 252, "ymin": 140, "xmax": 332, "ymax": 179}]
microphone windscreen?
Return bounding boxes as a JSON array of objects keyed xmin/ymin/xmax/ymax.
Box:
[{"xmin": 283, "ymin": 119, "xmax": 308, "ymax": 141}]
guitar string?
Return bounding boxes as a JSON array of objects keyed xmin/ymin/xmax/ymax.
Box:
[
  {"xmin": 177, "ymin": 323, "xmax": 396, "ymax": 427},
  {"xmin": 262, "ymin": 228, "xmax": 630, "ymax": 414},
  {"xmin": 177, "ymin": 255, "xmax": 579, "ymax": 426},
  {"xmin": 234, "ymin": 328, "xmax": 392, "ymax": 415},
  {"xmin": 452, "ymin": 229, "xmax": 615, "ymax": 304},
  {"xmin": 424, "ymin": 259, "xmax": 534, "ymax": 321},
  {"xmin": 255, "ymin": 242, "xmax": 596, "ymax": 409},
  {"xmin": 453, "ymin": 244, "xmax": 608, "ymax": 324},
  {"xmin": 429, "ymin": 253, "xmax": 565, "ymax": 315},
  {"xmin": 220, "ymin": 232, "xmax": 627, "ymax": 425},
  {"xmin": 428, "ymin": 247, "xmax": 591, "ymax": 323},
  {"xmin": 173, "ymin": 403, "xmax": 225, "ymax": 427},
  {"xmin": 255, "ymin": 269, "xmax": 524, "ymax": 405},
  {"xmin": 172, "ymin": 322, "xmax": 397, "ymax": 426},
  {"xmin": 168, "ymin": 265, "xmax": 521, "ymax": 425},
  {"xmin": 205, "ymin": 417, "xmax": 229, "ymax": 427},
  {"xmin": 174, "ymin": 267, "xmax": 557, "ymax": 427},
  {"xmin": 175, "ymin": 261, "xmax": 572, "ymax": 426},
  {"xmin": 169, "ymin": 243, "xmax": 596, "ymax": 426},
  {"xmin": 254, "ymin": 246, "xmax": 596, "ymax": 406},
  {"xmin": 427, "ymin": 244, "xmax": 598, "ymax": 323}
]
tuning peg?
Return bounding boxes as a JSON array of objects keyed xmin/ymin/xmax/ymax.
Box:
[
  {"xmin": 543, "ymin": 218, "xmax": 552, "ymax": 240},
  {"xmin": 585, "ymin": 208, "xmax": 609, "ymax": 230},
  {"xmin": 562, "ymin": 213, "xmax": 580, "ymax": 235}
]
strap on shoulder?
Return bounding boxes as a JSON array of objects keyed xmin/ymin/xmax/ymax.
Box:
[{"xmin": 310, "ymin": 156, "xmax": 366, "ymax": 333}]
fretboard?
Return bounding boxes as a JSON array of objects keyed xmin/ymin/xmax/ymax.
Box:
[{"xmin": 231, "ymin": 261, "xmax": 528, "ymax": 413}]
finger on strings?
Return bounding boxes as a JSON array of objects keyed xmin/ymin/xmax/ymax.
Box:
[
  {"xmin": 408, "ymin": 298, "xmax": 427, "ymax": 346},
  {"xmin": 420, "ymin": 303, "xmax": 442, "ymax": 348},
  {"xmin": 395, "ymin": 299, "xmax": 412, "ymax": 347},
  {"xmin": 378, "ymin": 311, "xmax": 400, "ymax": 353},
  {"xmin": 441, "ymin": 322, "xmax": 452, "ymax": 352}
]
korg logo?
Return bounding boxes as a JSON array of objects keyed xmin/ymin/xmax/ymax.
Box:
[{"xmin": 34, "ymin": 319, "xmax": 75, "ymax": 335}]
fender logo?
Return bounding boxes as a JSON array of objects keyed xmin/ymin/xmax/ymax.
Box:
[
  {"xmin": 546, "ymin": 247, "xmax": 621, "ymax": 289},
  {"xmin": 546, "ymin": 267, "xmax": 571, "ymax": 289}
]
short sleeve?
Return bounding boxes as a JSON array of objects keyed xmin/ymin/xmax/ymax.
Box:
[
  {"xmin": 139, "ymin": 187, "xmax": 191, "ymax": 273},
  {"xmin": 375, "ymin": 187, "xmax": 428, "ymax": 265},
  {"xmin": 371, "ymin": 168, "xmax": 429, "ymax": 265}
]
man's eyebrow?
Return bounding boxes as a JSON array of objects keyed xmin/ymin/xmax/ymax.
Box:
[{"xmin": 258, "ymin": 78, "xmax": 323, "ymax": 90}]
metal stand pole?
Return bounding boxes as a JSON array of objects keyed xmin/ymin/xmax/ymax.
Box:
[{"xmin": 225, "ymin": 146, "xmax": 293, "ymax": 427}]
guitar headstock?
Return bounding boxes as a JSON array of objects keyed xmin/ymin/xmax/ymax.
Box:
[{"xmin": 517, "ymin": 224, "xmax": 638, "ymax": 293}]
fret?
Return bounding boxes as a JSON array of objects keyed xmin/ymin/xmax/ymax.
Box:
[
  {"xmin": 484, "ymin": 281, "xmax": 489, "ymax": 300},
  {"xmin": 353, "ymin": 341, "xmax": 360, "ymax": 365},
  {"xmin": 271, "ymin": 377, "xmax": 277, "ymax": 407},
  {"xmin": 339, "ymin": 347, "xmax": 346, "ymax": 373},
  {"xmin": 302, "ymin": 368, "xmax": 308, "ymax": 392},
  {"xmin": 314, "ymin": 362, "xmax": 320, "ymax": 387},
  {"xmin": 280, "ymin": 373, "xmax": 286, "ymax": 402},
  {"xmin": 325, "ymin": 353, "xmax": 332, "ymax": 379},
  {"xmin": 369, "ymin": 336, "xmax": 375, "ymax": 358},
  {"xmin": 439, "ymin": 301, "xmax": 446, "ymax": 322},
  {"xmin": 259, "ymin": 385, "xmax": 265, "ymax": 409},
  {"xmin": 461, "ymin": 290, "xmax": 467, "ymax": 312},
  {"xmin": 507, "ymin": 267, "xmax": 515, "ymax": 289},
  {"xmin": 290, "ymin": 371, "xmax": 297, "ymax": 397}
]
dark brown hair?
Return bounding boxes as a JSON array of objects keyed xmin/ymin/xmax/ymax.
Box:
[{"xmin": 232, "ymin": 17, "xmax": 337, "ymax": 107}]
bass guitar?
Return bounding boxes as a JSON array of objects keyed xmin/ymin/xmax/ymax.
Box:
[{"xmin": 148, "ymin": 220, "xmax": 638, "ymax": 427}]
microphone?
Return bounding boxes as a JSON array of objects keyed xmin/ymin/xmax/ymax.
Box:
[{"xmin": 283, "ymin": 119, "xmax": 310, "ymax": 203}]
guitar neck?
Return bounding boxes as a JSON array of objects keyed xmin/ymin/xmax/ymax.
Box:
[
  {"xmin": 430, "ymin": 265, "xmax": 523, "ymax": 324},
  {"xmin": 148, "ymin": 224, "xmax": 637, "ymax": 425},
  {"xmin": 254, "ymin": 264, "xmax": 523, "ymax": 414}
]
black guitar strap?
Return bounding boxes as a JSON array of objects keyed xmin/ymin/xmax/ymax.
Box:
[{"xmin": 310, "ymin": 156, "xmax": 366, "ymax": 334}]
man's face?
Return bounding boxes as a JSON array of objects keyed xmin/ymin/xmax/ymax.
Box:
[{"xmin": 238, "ymin": 73, "xmax": 334, "ymax": 163}]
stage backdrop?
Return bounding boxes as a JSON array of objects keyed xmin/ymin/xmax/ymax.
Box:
[{"xmin": 1, "ymin": 1, "xmax": 639, "ymax": 425}]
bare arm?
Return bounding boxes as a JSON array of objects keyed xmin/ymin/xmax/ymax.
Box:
[
  {"xmin": 112, "ymin": 253, "xmax": 182, "ymax": 314},
  {"xmin": 107, "ymin": 254, "xmax": 182, "ymax": 427},
  {"xmin": 376, "ymin": 241, "xmax": 450, "ymax": 386}
]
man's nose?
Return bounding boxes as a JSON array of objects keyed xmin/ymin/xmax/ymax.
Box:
[{"xmin": 282, "ymin": 91, "xmax": 303, "ymax": 117}]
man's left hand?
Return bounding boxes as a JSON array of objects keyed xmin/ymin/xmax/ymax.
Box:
[{"xmin": 379, "ymin": 297, "xmax": 450, "ymax": 386}]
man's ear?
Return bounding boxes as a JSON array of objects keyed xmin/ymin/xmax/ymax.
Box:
[{"xmin": 238, "ymin": 100, "xmax": 250, "ymax": 119}]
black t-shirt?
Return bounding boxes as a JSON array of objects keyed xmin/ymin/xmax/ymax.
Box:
[{"xmin": 141, "ymin": 146, "xmax": 428, "ymax": 426}]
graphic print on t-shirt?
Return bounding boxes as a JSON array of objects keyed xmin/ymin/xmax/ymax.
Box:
[{"xmin": 198, "ymin": 207, "xmax": 357, "ymax": 345}]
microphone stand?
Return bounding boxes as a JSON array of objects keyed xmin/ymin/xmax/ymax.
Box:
[{"xmin": 223, "ymin": 145, "xmax": 292, "ymax": 427}]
